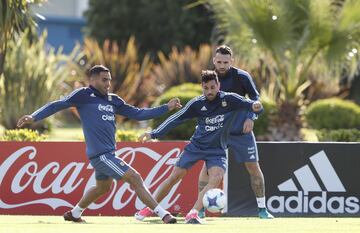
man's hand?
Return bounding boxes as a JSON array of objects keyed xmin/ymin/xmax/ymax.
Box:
[
  {"xmin": 17, "ymin": 115, "xmax": 34, "ymax": 128},
  {"xmin": 252, "ymin": 101, "xmax": 263, "ymax": 113},
  {"xmin": 243, "ymin": 118, "xmax": 254, "ymax": 133},
  {"xmin": 167, "ymin": 98, "xmax": 182, "ymax": 111},
  {"xmin": 139, "ymin": 132, "xmax": 152, "ymax": 142}
]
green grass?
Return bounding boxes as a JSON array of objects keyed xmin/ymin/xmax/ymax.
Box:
[{"xmin": 0, "ymin": 216, "xmax": 359, "ymax": 233}]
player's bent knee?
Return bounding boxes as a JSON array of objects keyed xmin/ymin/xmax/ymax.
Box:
[
  {"xmin": 124, "ymin": 169, "xmax": 143, "ymax": 186},
  {"xmin": 208, "ymin": 174, "xmax": 223, "ymax": 187}
]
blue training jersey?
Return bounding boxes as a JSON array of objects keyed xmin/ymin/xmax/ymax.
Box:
[
  {"xmin": 31, "ymin": 86, "xmax": 169, "ymax": 158},
  {"xmin": 150, "ymin": 91, "xmax": 260, "ymax": 150},
  {"xmin": 218, "ymin": 67, "xmax": 260, "ymax": 135}
]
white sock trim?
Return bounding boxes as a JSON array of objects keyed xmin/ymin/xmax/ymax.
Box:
[
  {"xmin": 153, "ymin": 205, "xmax": 169, "ymax": 219},
  {"xmin": 71, "ymin": 204, "xmax": 85, "ymax": 218},
  {"xmin": 256, "ymin": 197, "xmax": 266, "ymax": 208}
]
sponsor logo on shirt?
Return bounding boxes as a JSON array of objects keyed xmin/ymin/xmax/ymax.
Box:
[
  {"xmin": 205, "ymin": 115, "xmax": 224, "ymax": 131},
  {"xmin": 98, "ymin": 104, "xmax": 114, "ymax": 113},
  {"xmin": 98, "ymin": 104, "xmax": 115, "ymax": 121}
]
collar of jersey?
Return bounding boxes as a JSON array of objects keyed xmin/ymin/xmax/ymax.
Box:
[
  {"xmin": 89, "ymin": 85, "xmax": 108, "ymax": 98},
  {"xmin": 217, "ymin": 67, "xmax": 233, "ymax": 80}
]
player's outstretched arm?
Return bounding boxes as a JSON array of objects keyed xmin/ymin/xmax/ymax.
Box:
[
  {"xmin": 17, "ymin": 115, "xmax": 34, "ymax": 128},
  {"xmin": 139, "ymin": 132, "xmax": 152, "ymax": 142},
  {"xmin": 167, "ymin": 98, "xmax": 182, "ymax": 111}
]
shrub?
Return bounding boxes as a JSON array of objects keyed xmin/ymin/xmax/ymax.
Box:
[
  {"xmin": 304, "ymin": 98, "xmax": 360, "ymax": 130},
  {"xmin": 151, "ymin": 83, "xmax": 202, "ymax": 140},
  {"xmin": 152, "ymin": 45, "xmax": 212, "ymax": 90},
  {"xmin": 82, "ymin": 37, "xmax": 157, "ymax": 107},
  {"xmin": 253, "ymin": 100, "xmax": 278, "ymax": 136},
  {"xmin": 115, "ymin": 130, "xmax": 141, "ymax": 142},
  {"xmin": 1, "ymin": 129, "xmax": 47, "ymax": 141},
  {"xmin": 0, "ymin": 30, "xmax": 79, "ymax": 131},
  {"xmin": 316, "ymin": 129, "xmax": 360, "ymax": 142}
]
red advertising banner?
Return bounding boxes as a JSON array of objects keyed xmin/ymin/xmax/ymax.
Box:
[{"xmin": 0, "ymin": 142, "xmax": 202, "ymax": 216}]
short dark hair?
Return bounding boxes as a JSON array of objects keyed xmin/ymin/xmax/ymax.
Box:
[
  {"xmin": 89, "ymin": 65, "xmax": 110, "ymax": 77},
  {"xmin": 201, "ymin": 70, "xmax": 219, "ymax": 83},
  {"xmin": 215, "ymin": 45, "xmax": 233, "ymax": 56}
]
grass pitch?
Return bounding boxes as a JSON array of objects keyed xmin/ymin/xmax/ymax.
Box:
[{"xmin": 0, "ymin": 215, "xmax": 359, "ymax": 233}]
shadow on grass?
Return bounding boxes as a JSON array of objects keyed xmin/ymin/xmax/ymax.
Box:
[{"xmin": 142, "ymin": 218, "xmax": 187, "ymax": 225}]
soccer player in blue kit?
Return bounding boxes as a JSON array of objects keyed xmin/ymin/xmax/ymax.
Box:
[
  {"xmin": 134, "ymin": 70, "xmax": 263, "ymax": 224},
  {"xmin": 17, "ymin": 65, "xmax": 182, "ymax": 224},
  {"xmin": 197, "ymin": 45, "xmax": 273, "ymax": 219}
]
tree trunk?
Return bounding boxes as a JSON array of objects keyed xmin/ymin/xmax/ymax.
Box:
[{"xmin": 261, "ymin": 101, "xmax": 303, "ymax": 141}]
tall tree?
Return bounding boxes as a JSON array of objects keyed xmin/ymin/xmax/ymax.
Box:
[
  {"xmin": 84, "ymin": 0, "xmax": 214, "ymax": 57},
  {"xmin": 0, "ymin": 0, "xmax": 43, "ymax": 78}
]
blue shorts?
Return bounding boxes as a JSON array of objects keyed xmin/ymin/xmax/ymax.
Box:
[
  {"xmin": 227, "ymin": 131, "xmax": 259, "ymax": 163},
  {"xmin": 175, "ymin": 143, "xmax": 227, "ymax": 171},
  {"xmin": 90, "ymin": 151, "xmax": 130, "ymax": 180}
]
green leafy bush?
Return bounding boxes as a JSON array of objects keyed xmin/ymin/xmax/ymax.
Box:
[
  {"xmin": 1, "ymin": 129, "xmax": 47, "ymax": 141},
  {"xmin": 151, "ymin": 83, "xmax": 202, "ymax": 140},
  {"xmin": 0, "ymin": 30, "xmax": 80, "ymax": 131},
  {"xmin": 115, "ymin": 130, "xmax": 140, "ymax": 142},
  {"xmin": 304, "ymin": 98, "xmax": 360, "ymax": 130},
  {"xmin": 254, "ymin": 100, "xmax": 278, "ymax": 136},
  {"xmin": 316, "ymin": 129, "xmax": 360, "ymax": 142},
  {"xmin": 82, "ymin": 38, "xmax": 158, "ymax": 108},
  {"xmin": 152, "ymin": 45, "xmax": 212, "ymax": 89}
]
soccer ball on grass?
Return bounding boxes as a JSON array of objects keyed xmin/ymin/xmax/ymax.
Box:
[{"xmin": 202, "ymin": 188, "xmax": 227, "ymax": 213}]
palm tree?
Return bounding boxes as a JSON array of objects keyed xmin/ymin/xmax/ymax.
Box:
[
  {"xmin": 202, "ymin": 0, "xmax": 360, "ymax": 139},
  {"xmin": 0, "ymin": 0, "xmax": 43, "ymax": 78}
]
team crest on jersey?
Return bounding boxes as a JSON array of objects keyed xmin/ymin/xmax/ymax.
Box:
[{"xmin": 222, "ymin": 100, "xmax": 227, "ymax": 107}]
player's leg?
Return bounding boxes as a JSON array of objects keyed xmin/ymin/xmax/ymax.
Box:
[
  {"xmin": 122, "ymin": 167, "xmax": 177, "ymax": 223},
  {"xmin": 64, "ymin": 178, "xmax": 112, "ymax": 223},
  {"xmin": 232, "ymin": 132, "xmax": 274, "ymax": 219},
  {"xmin": 135, "ymin": 165, "xmax": 188, "ymax": 220},
  {"xmin": 244, "ymin": 161, "xmax": 273, "ymax": 219},
  {"xmin": 193, "ymin": 166, "xmax": 224, "ymax": 211},
  {"xmin": 77, "ymin": 178, "xmax": 113, "ymax": 208},
  {"xmin": 197, "ymin": 163, "xmax": 208, "ymax": 218},
  {"xmin": 154, "ymin": 166, "xmax": 187, "ymax": 202},
  {"xmin": 186, "ymin": 165, "xmax": 225, "ymax": 224},
  {"xmin": 244, "ymin": 161, "xmax": 265, "ymax": 199},
  {"xmin": 186, "ymin": 148, "xmax": 227, "ymax": 224},
  {"xmin": 136, "ymin": 143, "xmax": 200, "ymax": 221}
]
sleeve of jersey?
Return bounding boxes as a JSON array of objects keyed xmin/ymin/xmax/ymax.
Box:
[
  {"xmin": 228, "ymin": 93, "xmax": 263, "ymax": 114},
  {"xmin": 150, "ymin": 100, "xmax": 196, "ymax": 139},
  {"xmin": 114, "ymin": 97, "xmax": 168, "ymax": 120},
  {"xmin": 243, "ymin": 73, "xmax": 260, "ymax": 120},
  {"xmin": 31, "ymin": 88, "xmax": 83, "ymax": 121}
]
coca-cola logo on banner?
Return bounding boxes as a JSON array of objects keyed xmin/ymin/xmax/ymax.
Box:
[{"xmin": 0, "ymin": 142, "xmax": 201, "ymax": 216}]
